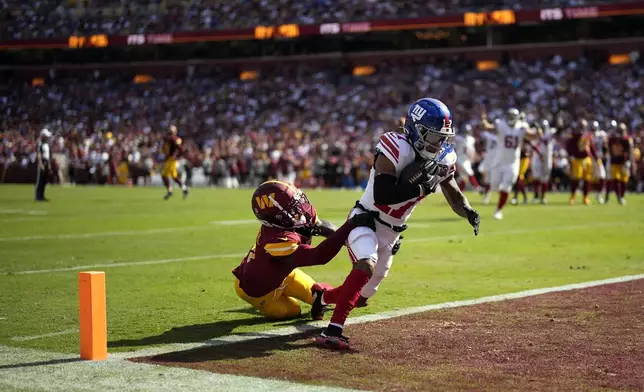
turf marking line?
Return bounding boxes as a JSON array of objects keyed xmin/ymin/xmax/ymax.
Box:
[
  {"xmin": 0, "ymin": 218, "xmax": 303, "ymax": 242},
  {"xmin": 2, "ymin": 275, "xmax": 643, "ymax": 392},
  {"xmin": 0, "ymin": 345, "xmax": 356, "ymax": 392},
  {"xmin": 0, "ymin": 219, "xmax": 260, "ymax": 242},
  {"xmin": 4, "ymin": 253, "xmax": 248, "ymax": 275},
  {"xmin": 0, "ymin": 209, "xmax": 23, "ymax": 214},
  {"xmin": 113, "ymin": 273, "xmax": 644, "ymax": 359},
  {"xmin": 0, "ymin": 225, "xmax": 211, "ymax": 242},
  {"xmin": 405, "ymin": 221, "xmax": 626, "ymax": 240},
  {"xmin": 2, "ymin": 221, "xmax": 631, "ymax": 276},
  {"xmin": 10, "ymin": 329, "xmax": 79, "ymax": 342},
  {"xmin": 209, "ymin": 219, "xmax": 257, "ymax": 225}
]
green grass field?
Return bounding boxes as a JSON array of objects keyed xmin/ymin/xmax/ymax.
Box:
[{"xmin": 1, "ymin": 184, "xmax": 643, "ymax": 355}]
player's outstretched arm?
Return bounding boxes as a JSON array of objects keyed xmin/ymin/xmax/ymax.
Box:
[
  {"xmin": 311, "ymin": 218, "xmax": 337, "ymax": 238},
  {"xmin": 440, "ymin": 176, "xmax": 480, "ymax": 235},
  {"xmin": 481, "ymin": 114, "xmax": 496, "ymax": 131},
  {"xmin": 281, "ymin": 212, "xmax": 377, "ymax": 268},
  {"xmin": 373, "ymin": 155, "xmax": 424, "ymax": 205}
]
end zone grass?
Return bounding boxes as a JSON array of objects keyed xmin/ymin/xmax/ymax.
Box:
[{"xmin": 0, "ymin": 185, "xmax": 643, "ymax": 354}]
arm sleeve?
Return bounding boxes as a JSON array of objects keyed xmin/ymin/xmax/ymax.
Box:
[
  {"xmin": 287, "ymin": 221, "xmax": 356, "ymax": 268},
  {"xmin": 373, "ymin": 173, "xmax": 422, "ymax": 205}
]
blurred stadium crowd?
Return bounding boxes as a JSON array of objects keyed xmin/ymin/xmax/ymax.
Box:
[
  {"xmin": 0, "ymin": 0, "xmax": 624, "ymax": 39},
  {"xmin": 1, "ymin": 54, "xmax": 643, "ymax": 190}
]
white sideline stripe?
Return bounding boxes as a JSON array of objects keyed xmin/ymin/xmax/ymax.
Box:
[
  {"xmin": 115, "ymin": 273, "xmax": 644, "ymax": 359},
  {"xmin": 0, "ymin": 345, "xmax": 356, "ymax": 392},
  {"xmin": 209, "ymin": 219, "xmax": 257, "ymax": 225},
  {"xmin": 405, "ymin": 221, "xmax": 626, "ymax": 240},
  {"xmin": 0, "ymin": 209, "xmax": 23, "ymax": 214},
  {"xmin": 4, "ymin": 253, "xmax": 247, "ymax": 275},
  {"xmin": 0, "ymin": 210, "xmax": 47, "ymax": 215},
  {"xmin": 0, "ymin": 225, "xmax": 210, "ymax": 242},
  {"xmin": 2, "ymin": 221, "xmax": 629, "ymax": 276},
  {"xmin": 11, "ymin": 329, "xmax": 79, "ymax": 342},
  {"xmin": 0, "ymin": 219, "xmax": 260, "ymax": 242},
  {"xmin": 2, "ymin": 275, "xmax": 643, "ymax": 392},
  {"xmin": 0, "ymin": 217, "xmax": 45, "ymax": 223}
]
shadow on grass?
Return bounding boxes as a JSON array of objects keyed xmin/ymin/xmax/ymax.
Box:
[
  {"xmin": 109, "ymin": 308, "xmax": 314, "ymax": 349},
  {"xmin": 136, "ymin": 328, "xmax": 356, "ymax": 364},
  {"xmin": 0, "ymin": 357, "xmax": 83, "ymax": 370}
]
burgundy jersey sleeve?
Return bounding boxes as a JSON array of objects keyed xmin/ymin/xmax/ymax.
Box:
[
  {"xmin": 262, "ymin": 230, "xmax": 303, "ymax": 257},
  {"xmin": 286, "ymin": 221, "xmax": 355, "ymax": 268},
  {"xmin": 232, "ymin": 228, "xmax": 303, "ymax": 297}
]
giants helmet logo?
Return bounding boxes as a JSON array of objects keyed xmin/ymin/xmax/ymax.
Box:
[{"xmin": 410, "ymin": 105, "xmax": 427, "ymax": 122}]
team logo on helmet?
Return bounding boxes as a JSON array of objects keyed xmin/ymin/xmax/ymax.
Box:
[{"xmin": 251, "ymin": 181, "xmax": 316, "ymax": 230}]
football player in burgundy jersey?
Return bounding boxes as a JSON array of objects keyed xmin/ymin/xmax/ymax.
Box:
[
  {"xmin": 605, "ymin": 123, "xmax": 634, "ymax": 205},
  {"xmin": 232, "ymin": 180, "xmax": 377, "ymax": 320}
]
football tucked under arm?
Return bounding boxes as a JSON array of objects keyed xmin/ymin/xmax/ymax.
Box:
[
  {"xmin": 372, "ymin": 154, "xmax": 423, "ymax": 205},
  {"xmin": 398, "ymin": 159, "xmax": 446, "ymax": 194}
]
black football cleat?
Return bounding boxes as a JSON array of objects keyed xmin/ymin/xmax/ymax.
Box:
[
  {"xmin": 355, "ymin": 295, "xmax": 369, "ymax": 308},
  {"xmin": 182, "ymin": 188, "xmax": 189, "ymax": 199},
  {"xmin": 163, "ymin": 191, "xmax": 173, "ymax": 200},
  {"xmin": 310, "ymin": 283, "xmax": 329, "ymax": 320}
]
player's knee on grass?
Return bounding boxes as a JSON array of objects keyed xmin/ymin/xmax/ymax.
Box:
[{"xmin": 354, "ymin": 258, "xmax": 376, "ymax": 278}]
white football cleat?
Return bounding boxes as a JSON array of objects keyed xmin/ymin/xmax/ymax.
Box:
[
  {"xmin": 596, "ymin": 195, "xmax": 605, "ymax": 204},
  {"xmin": 618, "ymin": 197, "xmax": 627, "ymax": 205},
  {"xmin": 540, "ymin": 198, "xmax": 548, "ymax": 205},
  {"xmin": 493, "ymin": 210, "xmax": 503, "ymax": 220},
  {"xmin": 482, "ymin": 193, "xmax": 491, "ymax": 205}
]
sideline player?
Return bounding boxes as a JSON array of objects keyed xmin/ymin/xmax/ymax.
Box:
[
  {"xmin": 35, "ymin": 128, "xmax": 52, "ymax": 202},
  {"xmin": 591, "ymin": 121, "xmax": 608, "ymax": 204},
  {"xmin": 161, "ymin": 125, "xmax": 189, "ymax": 200},
  {"xmin": 511, "ymin": 144, "xmax": 533, "ymax": 205},
  {"xmin": 483, "ymin": 108, "xmax": 538, "ymax": 220},
  {"xmin": 566, "ymin": 120, "xmax": 598, "ymax": 205},
  {"xmin": 530, "ymin": 120, "xmax": 556, "ymax": 204},
  {"xmin": 478, "ymin": 123, "xmax": 498, "ymax": 205},
  {"xmin": 315, "ymin": 98, "xmax": 480, "ymax": 349},
  {"xmin": 232, "ymin": 181, "xmax": 377, "ymax": 320},
  {"xmin": 606, "ymin": 123, "xmax": 634, "ymax": 205},
  {"xmin": 453, "ymin": 124, "xmax": 480, "ymax": 191}
]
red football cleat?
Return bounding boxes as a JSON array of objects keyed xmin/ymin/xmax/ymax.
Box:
[{"xmin": 315, "ymin": 332, "xmax": 350, "ymax": 350}]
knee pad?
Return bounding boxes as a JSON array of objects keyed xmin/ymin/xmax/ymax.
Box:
[
  {"xmin": 354, "ymin": 258, "xmax": 376, "ymax": 278},
  {"xmin": 347, "ymin": 226, "xmax": 378, "ymax": 263}
]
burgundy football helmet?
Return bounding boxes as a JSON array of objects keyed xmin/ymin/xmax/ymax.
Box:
[{"xmin": 251, "ymin": 181, "xmax": 317, "ymax": 229}]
